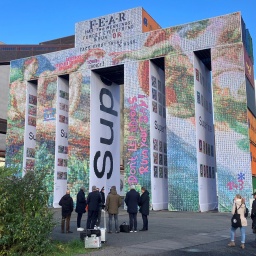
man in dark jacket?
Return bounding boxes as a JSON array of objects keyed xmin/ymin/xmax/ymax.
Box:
[
  {"xmin": 59, "ymin": 190, "xmax": 74, "ymax": 233},
  {"xmin": 139, "ymin": 187, "xmax": 150, "ymax": 231},
  {"xmin": 251, "ymin": 192, "xmax": 256, "ymax": 231},
  {"xmin": 125, "ymin": 185, "xmax": 140, "ymax": 232},
  {"xmin": 75, "ymin": 186, "xmax": 87, "ymax": 231},
  {"xmin": 86, "ymin": 185, "xmax": 102, "ymax": 229},
  {"xmin": 96, "ymin": 187, "xmax": 106, "ymax": 227}
]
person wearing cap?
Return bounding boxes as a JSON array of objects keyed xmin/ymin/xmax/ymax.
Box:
[
  {"xmin": 75, "ymin": 186, "xmax": 87, "ymax": 231},
  {"xmin": 251, "ymin": 192, "xmax": 256, "ymax": 234},
  {"xmin": 86, "ymin": 185, "xmax": 102, "ymax": 229},
  {"xmin": 125, "ymin": 185, "xmax": 140, "ymax": 232},
  {"xmin": 59, "ymin": 190, "xmax": 74, "ymax": 233}
]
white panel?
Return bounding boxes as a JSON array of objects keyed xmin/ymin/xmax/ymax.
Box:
[
  {"xmin": 90, "ymin": 72, "xmax": 120, "ymax": 193},
  {"xmin": 194, "ymin": 54, "xmax": 217, "ymax": 212},
  {"xmin": 53, "ymin": 77, "xmax": 69, "ymax": 208},
  {"xmin": 23, "ymin": 82, "xmax": 37, "ymax": 175},
  {"xmin": 150, "ymin": 61, "xmax": 168, "ymax": 210}
]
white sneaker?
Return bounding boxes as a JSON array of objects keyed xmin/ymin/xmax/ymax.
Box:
[
  {"xmin": 134, "ymin": 230, "xmax": 137, "ymax": 233},
  {"xmin": 130, "ymin": 230, "xmax": 133, "ymax": 233},
  {"xmin": 77, "ymin": 227, "xmax": 84, "ymax": 231}
]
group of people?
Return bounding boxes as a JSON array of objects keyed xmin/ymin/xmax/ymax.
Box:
[
  {"xmin": 58, "ymin": 184, "xmax": 150, "ymax": 234},
  {"xmin": 227, "ymin": 192, "xmax": 256, "ymax": 250}
]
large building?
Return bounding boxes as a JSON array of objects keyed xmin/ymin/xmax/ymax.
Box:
[
  {"xmin": 0, "ymin": 36, "xmax": 74, "ymax": 165},
  {"xmin": 5, "ymin": 7, "xmax": 255, "ymax": 212}
]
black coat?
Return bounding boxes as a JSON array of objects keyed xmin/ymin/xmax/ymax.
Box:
[
  {"xmin": 87, "ymin": 191, "xmax": 102, "ymax": 211},
  {"xmin": 139, "ymin": 190, "xmax": 150, "ymax": 215},
  {"xmin": 100, "ymin": 191, "xmax": 105, "ymax": 205},
  {"xmin": 75, "ymin": 189, "xmax": 87, "ymax": 213},
  {"xmin": 59, "ymin": 194, "xmax": 73, "ymax": 218},
  {"xmin": 125, "ymin": 189, "xmax": 140, "ymax": 214},
  {"xmin": 251, "ymin": 199, "xmax": 256, "ymax": 227}
]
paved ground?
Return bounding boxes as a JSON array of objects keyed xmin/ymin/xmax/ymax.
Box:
[{"xmin": 52, "ymin": 208, "xmax": 256, "ymax": 255}]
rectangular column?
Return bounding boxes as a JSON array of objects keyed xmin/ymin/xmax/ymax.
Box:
[{"xmin": 90, "ymin": 71, "xmax": 120, "ymax": 193}]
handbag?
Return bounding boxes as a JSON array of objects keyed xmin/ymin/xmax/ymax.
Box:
[
  {"xmin": 231, "ymin": 204, "xmax": 242, "ymax": 228},
  {"xmin": 119, "ymin": 222, "xmax": 130, "ymax": 233}
]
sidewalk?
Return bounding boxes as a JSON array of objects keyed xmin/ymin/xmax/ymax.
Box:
[{"xmin": 51, "ymin": 208, "xmax": 256, "ymax": 255}]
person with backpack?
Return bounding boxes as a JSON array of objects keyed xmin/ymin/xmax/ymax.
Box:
[{"xmin": 228, "ymin": 194, "xmax": 247, "ymax": 249}]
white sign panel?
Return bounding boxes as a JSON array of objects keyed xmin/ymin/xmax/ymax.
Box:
[
  {"xmin": 53, "ymin": 77, "xmax": 69, "ymax": 207},
  {"xmin": 90, "ymin": 72, "xmax": 120, "ymax": 193},
  {"xmin": 150, "ymin": 61, "xmax": 168, "ymax": 210},
  {"xmin": 194, "ymin": 54, "xmax": 217, "ymax": 212},
  {"xmin": 23, "ymin": 82, "xmax": 37, "ymax": 175},
  {"xmin": 75, "ymin": 7, "xmax": 142, "ymax": 46}
]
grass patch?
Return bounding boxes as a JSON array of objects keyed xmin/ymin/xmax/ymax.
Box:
[{"xmin": 47, "ymin": 239, "xmax": 91, "ymax": 256}]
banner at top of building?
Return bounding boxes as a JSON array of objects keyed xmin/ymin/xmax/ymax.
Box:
[{"xmin": 75, "ymin": 7, "xmax": 161, "ymax": 47}]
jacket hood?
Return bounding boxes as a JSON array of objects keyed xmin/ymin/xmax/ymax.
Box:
[{"xmin": 110, "ymin": 189, "xmax": 117, "ymax": 195}]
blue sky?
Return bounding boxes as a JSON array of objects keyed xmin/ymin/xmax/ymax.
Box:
[
  {"xmin": 0, "ymin": 0, "xmax": 254, "ymax": 44},
  {"xmin": 0, "ymin": 0, "xmax": 255, "ymax": 77}
]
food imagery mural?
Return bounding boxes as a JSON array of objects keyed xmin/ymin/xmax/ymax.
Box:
[{"xmin": 5, "ymin": 7, "xmax": 254, "ymax": 211}]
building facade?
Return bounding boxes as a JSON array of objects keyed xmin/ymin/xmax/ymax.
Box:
[
  {"xmin": 0, "ymin": 36, "xmax": 74, "ymax": 165},
  {"xmin": 5, "ymin": 7, "xmax": 255, "ymax": 212}
]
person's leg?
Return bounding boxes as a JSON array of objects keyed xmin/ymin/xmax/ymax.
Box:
[
  {"xmin": 228, "ymin": 227, "xmax": 236, "ymax": 246},
  {"xmin": 145, "ymin": 215, "xmax": 148, "ymax": 230},
  {"xmin": 86, "ymin": 210, "xmax": 93, "ymax": 229},
  {"xmin": 66, "ymin": 215, "xmax": 71, "ymax": 233},
  {"xmin": 61, "ymin": 217, "xmax": 65, "ymax": 233},
  {"xmin": 114, "ymin": 214, "xmax": 119, "ymax": 232},
  {"xmin": 96, "ymin": 208, "xmax": 102, "ymax": 226},
  {"xmin": 108, "ymin": 214, "xmax": 113, "ymax": 233},
  {"xmin": 129, "ymin": 213, "xmax": 133, "ymax": 231},
  {"xmin": 91, "ymin": 210, "xmax": 99, "ymax": 229},
  {"xmin": 141, "ymin": 214, "xmax": 146, "ymax": 230},
  {"xmin": 77, "ymin": 213, "xmax": 83, "ymax": 228},
  {"xmin": 240, "ymin": 226, "xmax": 246, "ymax": 248},
  {"xmin": 134, "ymin": 213, "xmax": 137, "ymax": 231}
]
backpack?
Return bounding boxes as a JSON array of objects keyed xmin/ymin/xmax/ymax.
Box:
[{"xmin": 245, "ymin": 205, "xmax": 249, "ymax": 218}]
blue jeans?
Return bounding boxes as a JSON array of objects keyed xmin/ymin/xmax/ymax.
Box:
[
  {"xmin": 230, "ymin": 226, "xmax": 246, "ymax": 243},
  {"xmin": 108, "ymin": 214, "xmax": 118, "ymax": 232}
]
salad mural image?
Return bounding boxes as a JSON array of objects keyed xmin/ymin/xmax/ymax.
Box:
[{"xmin": 5, "ymin": 7, "xmax": 254, "ymax": 211}]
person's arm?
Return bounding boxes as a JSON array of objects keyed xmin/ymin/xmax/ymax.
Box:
[
  {"xmin": 118, "ymin": 195, "xmax": 122, "ymax": 207},
  {"xmin": 105, "ymin": 195, "xmax": 110, "ymax": 211},
  {"xmin": 231, "ymin": 202, "xmax": 236, "ymax": 215}
]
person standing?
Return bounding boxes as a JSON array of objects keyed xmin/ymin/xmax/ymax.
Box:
[
  {"xmin": 125, "ymin": 185, "xmax": 140, "ymax": 232},
  {"xmin": 96, "ymin": 187, "xmax": 106, "ymax": 227},
  {"xmin": 251, "ymin": 192, "xmax": 256, "ymax": 234},
  {"xmin": 59, "ymin": 190, "xmax": 74, "ymax": 233},
  {"xmin": 86, "ymin": 185, "xmax": 102, "ymax": 229},
  {"xmin": 106, "ymin": 186, "xmax": 122, "ymax": 233},
  {"xmin": 228, "ymin": 194, "xmax": 247, "ymax": 249},
  {"xmin": 139, "ymin": 187, "xmax": 150, "ymax": 231},
  {"xmin": 75, "ymin": 186, "xmax": 87, "ymax": 231}
]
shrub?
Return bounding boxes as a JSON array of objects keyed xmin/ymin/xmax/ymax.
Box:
[{"xmin": 0, "ymin": 167, "xmax": 56, "ymax": 255}]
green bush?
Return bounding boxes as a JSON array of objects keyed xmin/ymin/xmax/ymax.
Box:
[{"xmin": 0, "ymin": 167, "xmax": 56, "ymax": 255}]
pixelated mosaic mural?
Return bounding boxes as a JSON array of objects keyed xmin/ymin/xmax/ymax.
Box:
[{"xmin": 6, "ymin": 8, "xmax": 254, "ymax": 211}]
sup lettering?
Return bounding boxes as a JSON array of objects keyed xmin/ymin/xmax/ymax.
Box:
[
  {"xmin": 29, "ymin": 132, "xmax": 36, "ymax": 141},
  {"xmin": 61, "ymin": 129, "xmax": 68, "ymax": 138},
  {"xmin": 93, "ymin": 151, "xmax": 113, "ymax": 179}
]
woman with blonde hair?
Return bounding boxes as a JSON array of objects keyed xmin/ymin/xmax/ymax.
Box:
[{"xmin": 228, "ymin": 194, "xmax": 247, "ymax": 249}]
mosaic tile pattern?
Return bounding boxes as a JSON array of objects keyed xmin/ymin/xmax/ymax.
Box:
[{"xmin": 6, "ymin": 11, "xmax": 253, "ymax": 210}]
